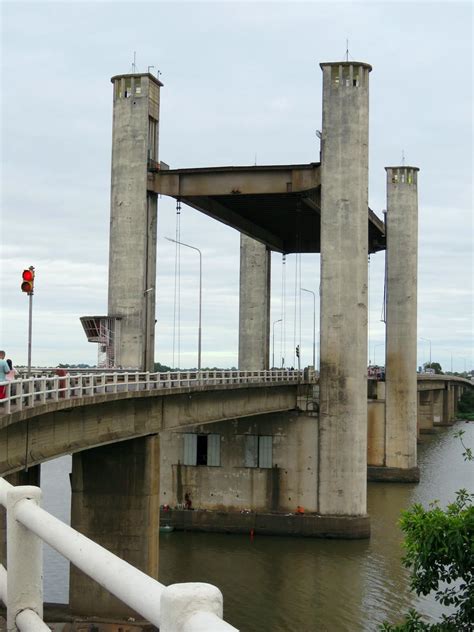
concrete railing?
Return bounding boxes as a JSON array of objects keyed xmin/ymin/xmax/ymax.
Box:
[
  {"xmin": 0, "ymin": 369, "xmax": 304, "ymax": 416},
  {"xmin": 0, "ymin": 477, "xmax": 238, "ymax": 632}
]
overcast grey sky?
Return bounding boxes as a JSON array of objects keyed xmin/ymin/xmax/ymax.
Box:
[{"xmin": 1, "ymin": 1, "xmax": 472, "ymax": 371}]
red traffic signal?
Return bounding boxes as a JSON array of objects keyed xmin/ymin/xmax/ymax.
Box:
[{"xmin": 21, "ymin": 268, "xmax": 35, "ymax": 294}]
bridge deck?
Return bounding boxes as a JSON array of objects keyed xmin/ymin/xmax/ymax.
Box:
[{"xmin": 149, "ymin": 163, "xmax": 386, "ymax": 253}]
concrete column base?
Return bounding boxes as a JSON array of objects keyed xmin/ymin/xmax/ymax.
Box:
[
  {"xmin": 69, "ymin": 435, "xmax": 160, "ymax": 618},
  {"xmin": 161, "ymin": 508, "xmax": 370, "ymax": 539},
  {"xmin": 367, "ymin": 465, "xmax": 420, "ymax": 483}
]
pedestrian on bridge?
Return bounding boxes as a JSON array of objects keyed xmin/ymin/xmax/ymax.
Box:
[
  {"xmin": 5, "ymin": 359, "xmax": 17, "ymax": 381},
  {"xmin": 0, "ymin": 350, "xmax": 11, "ymax": 399}
]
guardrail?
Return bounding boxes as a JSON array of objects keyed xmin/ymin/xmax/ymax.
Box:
[
  {"xmin": 0, "ymin": 369, "xmax": 305, "ymax": 416},
  {"xmin": 0, "ymin": 477, "xmax": 238, "ymax": 631}
]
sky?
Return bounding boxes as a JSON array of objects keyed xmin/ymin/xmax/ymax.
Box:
[{"xmin": 0, "ymin": 1, "xmax": 472, "ymax": 372}]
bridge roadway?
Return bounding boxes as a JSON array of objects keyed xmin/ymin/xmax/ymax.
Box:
[{"xmin": 0, "ymin": 370, "xmax": 306, "ymax": 475}]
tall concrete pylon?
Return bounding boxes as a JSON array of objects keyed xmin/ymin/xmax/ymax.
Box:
[
  {"xmin": 318, "ymin": 62, "xmax": 371, "ymax": 517},
  {"xmin": 238, "ymin": 234, "xmax": 271, "ymax": 370},
  {"xmin": 384, "ymin": 166, "xmax": 420, "ymax": 481},
  {"xmin": 108, "ymin": 73, "xmax": 162, "ymax": 370}
]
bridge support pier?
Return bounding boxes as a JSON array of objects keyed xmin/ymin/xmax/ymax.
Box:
[
  {"xmin": 318, "ymin": 61, "xmax": 371, "ymax": 519},
  {"xmin": 107, "ymin": 72, "xmax": 162, "ymax": 371},
  {"xmin": 382, "ymin": 166, "xmax": 420, "ymax": 482},
  {"xmin": 443, "ymin": 383, "xmax": 456, "ymax": 424},
  {"xmin": 238, "ymin": 234, "xmax": 271, "ymax": 370},
  {"xmin": 69, "ymin": 435, "xmax": 160, "ymax": 618}
]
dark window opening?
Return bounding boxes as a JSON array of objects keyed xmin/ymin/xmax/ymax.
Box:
[{"xmin": 196, "ymin": 435, "xmax": 208, "ymax": 465}]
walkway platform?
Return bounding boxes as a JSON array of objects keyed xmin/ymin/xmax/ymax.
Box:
[{"xmin": 160, "ymin": 508, "xmax": 370, "ymax": 539}]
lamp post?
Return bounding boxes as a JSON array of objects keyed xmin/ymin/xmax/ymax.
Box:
[
  {"xmin": 272, "ymin": 319, "xmax": 282, "ymax": 369},
  {"xmin": 301, "ymin": 287, "xmax": 316, "ymax": 369},
  {"xmin": 419, "ymin": 337, "xmax": 432, "ymax": 368},
  {"xmin": 166, "ymin": 237, "xmax": 202, "ymax": 371}
]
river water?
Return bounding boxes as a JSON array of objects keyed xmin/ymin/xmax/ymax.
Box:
[{"xmin": 41, "ymin": 421, "xmax": 473, "ymax": 631}]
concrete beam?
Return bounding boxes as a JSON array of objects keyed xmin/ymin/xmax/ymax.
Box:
[{"xmin": 149, "ymin": 164, "xmax": 321, "ymax": 197}]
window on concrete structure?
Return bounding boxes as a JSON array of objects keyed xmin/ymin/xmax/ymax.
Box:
[
  {"xmin": 392, "ymin": 172, "xmax": 399, "ymax": 184},
  {"xmin": 207, "ymin": 434, "xmax": 221, "ymax": 466},
  {"xmin": 331, "ymin": 66, "xmax": 340, "ymax": 87},
  {"xmin": 183, "ymin": 433, "xmax": 197, "ymax": 465},
  {"xmin": 148, "ymin": 117, "xmax": 158, "ymax": 161},
  {"xmin": 259, "ymin": 435, "xmax": 273, "ymax": 468},
  {"xmin": 352, "ymin": 69, "xmax": 360, "ymax": 87},
  {"xmin": 244, "ymin": 435, "xmax": 273, "ymax": 468},
  {"xmin": 124, "ymin": 77, "xmax": 132, "ymax": 98},
  {"xmin": 342, "ymin": 65, "xmax": 350, "ymax": 86},
  {"xmin": 183, "ymin": 433, "xmax": 220, "ymax": 466},
  {"xmin": 135, "ymin": 77, "xmax": 142, "ymax": 95},
  {"xmin": 244, "ymin": 435, "xmax": 258, "ymax": 467}
]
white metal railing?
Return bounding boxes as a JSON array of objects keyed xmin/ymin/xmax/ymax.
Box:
[
  {"xmin": 0, "ymin": 477, "xmax": 238, "ymax": 632},
  {"xmin": 0, "ymin": 369, "xmax": 304, "ymax": 416}
]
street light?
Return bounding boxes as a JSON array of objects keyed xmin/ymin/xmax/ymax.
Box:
[
  {"xmin": 165, "ymin": 237, "xmax": 202, "ymax": 371},
  {"xmin": 272, "ymin": 319, "xmax": 282, "ymax": 369},
  {"xmin": 301, "ymin": 288, "xmax": 316, "ymax": 369},
  {"xmin": 419, "ymin": 337, "xmax": 432, "ymax": 367}
]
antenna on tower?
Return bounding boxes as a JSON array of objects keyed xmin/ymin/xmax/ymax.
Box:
[
  {"xmin": 132, "ymin": 51, "xmax": 137, "ymax": 73},
  {"xmin": 345, "ymin": 39, "xmax": 349, "ymax": 62},
  {"xmin": 401, "ymin": 150, "xmax": 405, "ymax": 166}
]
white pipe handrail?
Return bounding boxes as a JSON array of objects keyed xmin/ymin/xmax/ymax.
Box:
[
  {"xmin": 0, "ymin": 369, "xmax": 307, "ymax": 417},
  {"xmin": 15, "ymin": 498, "xmax": 166, "ymax": 624},
  {"xmin": 16, "ymin": 609, "xmax": 51, "ymax": 632},
  {"xmin": 0, "ymin": 478, "xmax": 238, "ymax": 632}
]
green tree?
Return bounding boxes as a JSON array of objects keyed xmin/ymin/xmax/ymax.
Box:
[
  {"xmin": 457, "ymin": 390, "xmax": 474, "ymax": 421},
  {"xmin": 424, "ymin": 362, "xmax": 443, "ymax": 375},
  {"xmin": 382, "ymin": 431, "xmax": 474, "ymax": 631}
]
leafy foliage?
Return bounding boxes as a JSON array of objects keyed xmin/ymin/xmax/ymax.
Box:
[
  {"xmin": 424, "ymin": 362, "xmax": 443, "ymax": 375},
  {"xmin": 458, "ymin": 390, "xmax": 474, "ymax": 416},
  {"xmin": 382, "ymin": 431, "xmax": 474, "ymax": 630}
]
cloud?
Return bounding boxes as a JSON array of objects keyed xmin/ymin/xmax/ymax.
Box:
[{"xmin": 1, "ymin": 1, "xmax": 472, "ymax": 373}]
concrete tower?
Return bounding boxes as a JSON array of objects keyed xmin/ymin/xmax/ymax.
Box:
[
  {"xmin": 318, "ymin": 62, "xmax": 371, "ymax": 517},
  {"xmin": 384, "ymin": 166, "xmax": 420, "ymax": 480},
  {"xmin": 238, "ymin": 234, "xmax": 271, "ymax": 371},
  {"xmin": 108, "ymin": 73, "xmax": 162, "ymax": 370}
]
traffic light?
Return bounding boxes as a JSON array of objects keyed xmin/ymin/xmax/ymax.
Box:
[{"xmin": 21, "ymin": 268, "xmax": 35, "ymax": 294}]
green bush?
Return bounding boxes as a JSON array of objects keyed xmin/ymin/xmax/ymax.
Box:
[
  {"xmin": 381, "ymin": 432, "xmax": 474, "ymax": 630},
  {"xmin": 458, "ymin": 389, "xmax": 474, "ymax": 415}
]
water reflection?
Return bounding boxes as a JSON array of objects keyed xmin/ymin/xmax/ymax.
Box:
[{"xmin": 41, "ymin": 422, "xmax": 473, "ymax": 631}]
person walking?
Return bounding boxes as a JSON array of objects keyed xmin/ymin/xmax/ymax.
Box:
[
  {"xmin": 5, "ymin": 359, "xmax": 17, "ymax": 381},
  {"xmin": 0, "ymin": 350, "xmax": 11, "ymax": 399}
]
